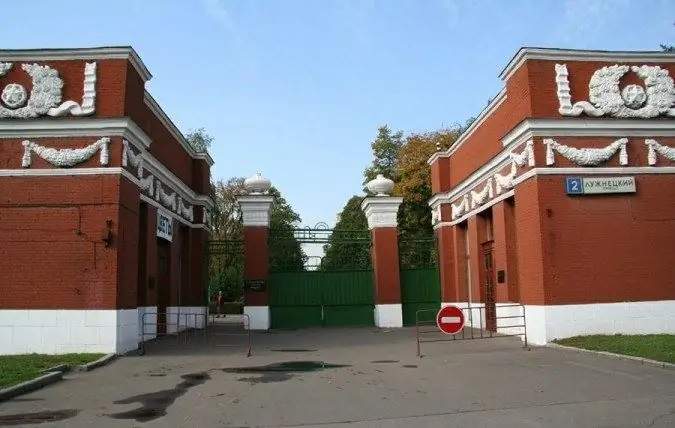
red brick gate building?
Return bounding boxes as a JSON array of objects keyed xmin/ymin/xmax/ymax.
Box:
[
  {"xmin": 0, "ymin": 47, "xmax": 213, "ymax": 355},
  {"xmin": 428, "ymin": 48, "xmax": 675, "ymax": 345}
]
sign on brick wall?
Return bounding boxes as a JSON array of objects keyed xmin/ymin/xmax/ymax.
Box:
[
  {"xmin": 157, "ymin": 209, "xmax": 173, "ymax": 241},
  {"xmin": 565, "ymin": 176, "xmax": 636, "ymax": 195}
]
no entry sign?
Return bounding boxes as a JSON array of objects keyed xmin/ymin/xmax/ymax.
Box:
[{"xmin": 436, "ymin": 305, "xmax": 465, "ymax": 335}]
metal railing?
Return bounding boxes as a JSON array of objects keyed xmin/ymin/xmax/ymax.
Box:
[
  {"xmin": 211, "ymin": 312, "xmax": 252, "ymax": 357},
  {"xmin": 415, "ymin": 303, "xmax": 528, "ymax": 357},
  {"xmin": 139, "ymin": 311, "xmax": 208, "ymax": 354}
]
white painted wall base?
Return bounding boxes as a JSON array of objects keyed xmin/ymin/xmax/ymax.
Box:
[
  {"xmin": 524, "ymin": 300, "xmax": 675, "ymax": 346},
  {"xmin": 166, "ymin": 307, "xmax": 207, "ymax": 334},
  {"xmin": 0, "ymin": 306, "xmax": 210, "ymax": 355},
  {"xmin": 0, "ymin": 309, "xmax": 139, "ymax": 355},
  {"xmin": 444, "ymin": 300, "xmax": 675, "ymax": 346},
  {"xmin": 138, "ymin": 306, "xmax": 157, "ymax": 341},
  {"xmin": 374, "ymin": 304, "xmax": 403, "ymax": 328},
  {"xmin": 243, "ymin": 306, "xmax": 270, "ymax": 330}
]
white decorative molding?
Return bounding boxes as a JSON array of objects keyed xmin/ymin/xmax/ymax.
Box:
[
  {"xmin": 645, "ymin": 139, "xmax": 675, "ymax": 165},
  {"xmin": 555, "ymin": 63, "xmax": 675, "ymax": 119},
  {"xmin": 366, "ymin": 174, "xmax": 395, "ymax": 196},
  {"xmin": 0, "ymin": 62, "xmax": 97, "ymax": 119},
  {"xmin": 243, "ymin": 172, "xmax": 272, "ymax": 195},
  {"xmin": 122, "ymin": 140, "xmax": 194, "ymax": 222},
  {"xmin": 470, "ymin": 178, "xmax": 493, "ymax": 209},
  {"xmin": 361, "ymin": 196, "xmax": 403, "ymax": 229},
  {"xmin": 451, "ymin": 195, "xmax": 470, "ymax": 220},
  {"xmin": 238, "ymin": 195, "xmax": 274, "ymax": 227},
  {"xmin": 47, "ymin": 62, "xmax": 97, "ymax": 117},
  {"xmin": 21, "ymin": 137, "xmax": 109, "ymax": 168},
  {"xmin": 544, "ymin": 138, "xmax": 628, "ymax": 166},
  {"xmin": 431, "ymin": 205, "xmax": 441, "ymax": 226}
]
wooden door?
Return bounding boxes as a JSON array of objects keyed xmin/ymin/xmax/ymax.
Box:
[
  {"xmin": 157, "ymin": 242, "xmax": 171, "ymax": 335},
  {"xmin": 482, "ymin": 245, "xmax": 497, "ymax": 332}
]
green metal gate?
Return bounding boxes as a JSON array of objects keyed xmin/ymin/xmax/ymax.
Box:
[
  {"xmin": 269, "ymin": 223, "xmax": 374, "ymax": 329},
  {"xmin": 399, "ymin": 237, "xmax": 441, "ymax": 325}
]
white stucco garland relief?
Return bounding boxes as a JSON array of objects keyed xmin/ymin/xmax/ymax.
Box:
[
  {"xmin": 493, "ymin": 140, "xmax": 534, "ymax": 194},
  {"xmin": 0, "ymin": 61, "xmax": 96, "ymax": 118},
  {"xmin": 544, "ymin": 138, "xmax": 628, "ymax": 166},
  {"xmin": 21, "ymin": 137, "xmax": 109, "ymax": 168},
  {"xmin": 555, "ymin": 63, "xmax": 675, "ymax": 119},
  {"xmin": 122, "ymin": 140, "xmax": 195, "ymax": 222},
  {"xmin": 645, "ymin": 139, "xmax": 675, "ymax": 165}
]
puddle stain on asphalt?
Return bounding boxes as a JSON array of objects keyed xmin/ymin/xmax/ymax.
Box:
[
  {"xmin": 221, "ymin": 361, "xmax": 351, "ymax": 385},
  {"xmin": 402, "ymin": 364, "xmax": 418, "ymax": 368},
  {"xmin": 107, "ymin": 372, "xmax": 210, "ymax": 423},
  {"xmin": 0, "ymin": 409, "xmax": 80, "ymax": 426}
]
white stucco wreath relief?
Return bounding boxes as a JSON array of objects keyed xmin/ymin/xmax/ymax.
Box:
[
  {"xmin": 0, "ymin": 61, "xmax": 97, "ymax": 119},
  {"xmin": 645, "ymin": 139, "xmax": 675, "ymax": 165},
  {"xmin": 544, "ymin": 138, "xmax": 628, "ymax": 166},
  {"xmin": 122, "ymin": 140, "xmax": 196, "ymax": 222},
  {"xmin": 21, "ymin": 137, "xmax": 109, "ymax": 168},
  {"xmin": 555, "ymin": 63, "xmax": 675, "ymax": 118}
]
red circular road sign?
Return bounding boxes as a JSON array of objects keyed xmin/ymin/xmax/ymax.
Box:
[{"xmin": 436, "ymin": 305, "xmax": 465, "ymax": 335}]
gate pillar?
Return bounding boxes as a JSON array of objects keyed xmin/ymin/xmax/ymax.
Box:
[
  {"xmin": 237, "ymin": 173, "xmax": 274, "ymax": 330},
  {"xmin": 361, "ymin": 175, "xmax": 404, "ymax": 328}
]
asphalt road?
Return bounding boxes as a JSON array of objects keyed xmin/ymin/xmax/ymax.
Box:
[{"xmin": 0, "ymin": 324, "xmax": 673, "ymax": 427}]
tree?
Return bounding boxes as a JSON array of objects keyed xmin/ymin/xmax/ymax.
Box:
[
  {"xmin": 185, "ymin": 127, "xmax": 213, "ymax": 153},
  {"xmin": 660, "ymin": 22, "xmax": 674, "ymax": 52},
  {"xmin": 363, "ymin": 125, "xmax": 404, "ymax": 186},
  {"xmin": 210, "ymin": 177, "xmax": 245, "ymax": 240},
  {"xmin": 320, "ymin": 196, "xmax": 370, "ymax": 271},
  {"xmin": 268, "ymin": 187, "xmax": 308, "ymax": 272},
  {"xmin": 395, "ymin": 127, "xmax": 463, "ymax": 237}
]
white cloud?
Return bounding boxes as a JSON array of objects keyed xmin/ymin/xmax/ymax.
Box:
[{"xmin": 202, "ymin": 0, "xmax": 234, "ymax": 30}]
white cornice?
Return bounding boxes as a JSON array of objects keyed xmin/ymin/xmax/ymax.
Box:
[
  {"xmin": 0, "ymin": 117, "xmax": 152, "ymax": 148},
  {"xmin": 500, "ymin": 47, "xmax": 675, "ymax": 83},
  {"xmin": 143, "ymin": 93, "xmax": 215, "ymax": 166},
  {"xmin": 0, "ymin": 118, "xmax": 213, "ymax": 209},
  {"xmin": 503, "ymin": 119, "xmax": 675, "ymax": 147},
  {"xmin": 427, "ymin": 88, "xmax": 507, "ymax": 165},
  {"xmin": 0, "ymin": 46, "xmax": 152, "ymax": 82},
  {"xmin": 140, "ymin": 194, "xmax": 208, "ymax": 230}
]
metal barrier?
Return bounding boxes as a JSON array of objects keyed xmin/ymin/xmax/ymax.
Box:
[
  {"xmin": 415, "ymin": 303, "xmax": 528, "ymax": 357},
  {"xmin": 138, "ymin": 311, "xmax": 208, "ymax": 355},
  {"xmin": 211, "ymin": 313, "xmax": 252, "ymax": 357}
]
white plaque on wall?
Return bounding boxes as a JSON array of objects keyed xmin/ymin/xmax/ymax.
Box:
[{"xmin": 157, "ymin": 209, "xmax": 173, "ymax": 242}]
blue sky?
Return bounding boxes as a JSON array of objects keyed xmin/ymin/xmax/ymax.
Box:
[{"xmin": 2, "ymin": 0, "xmax": 673, "ymax": 227}]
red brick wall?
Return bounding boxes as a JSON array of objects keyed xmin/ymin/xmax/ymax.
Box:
[
  {"xmin": 124, "ymin": 65, "xmax": 195, "ymax": 189},
  {"xmin": 0, "ymin": 175, "xmax": 122, "ymax": 309},
  {"xmin": 536, "ymin": 174, "xmax": 675, "ymax": 304}
]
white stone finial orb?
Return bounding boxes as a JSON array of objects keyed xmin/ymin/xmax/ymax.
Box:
[
  {"xmin": 366, "ymin": 174, "xmax": 395, "ymax": 196},
  {"xmin": 243, "ymin": 172, "xmax": 272, "ymax": 195}
]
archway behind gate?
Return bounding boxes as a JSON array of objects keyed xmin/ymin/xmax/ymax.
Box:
[{"xmin": 268, "ymin": 222, "xmax": 374, "ymax": 329}]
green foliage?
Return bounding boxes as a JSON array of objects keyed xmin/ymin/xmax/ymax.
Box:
[
  {"xmin": 185, "ymin": 127, "xmax": 213, "ymax": 153},
  {"xmin": 661, "ymin": 44, "xmax": 675, "ymax": 52},
  {"xmin": 268, "ymin": 187, "xmax": 308, "ymax": 272},
  {"xmin": 320, "ymin": 196, "xmax": 371, "ymax": 271},
  {"xmin": 363, "ymin": 125, "xmax": 404, "ymax": 186}
]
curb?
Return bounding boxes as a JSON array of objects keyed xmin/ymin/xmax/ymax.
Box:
[
  {"xmin": 74, "ymin": 353, "xmax": 117, "ymax": 372},
  {"xmin": 0, "ymin": 353, "xmax": 117, "ymax": 402},
  {"xmin": 0, "ymin": 371, "xmax": 63, "ymax": 402},
  {"xmin": 547, "ymin": 343, "xmax": 675, "ymax": 370}
]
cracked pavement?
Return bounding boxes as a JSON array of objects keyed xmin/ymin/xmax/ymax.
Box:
[{"xmin": 0, "ymin": 325, "xmax": 673, "ymax": 427}]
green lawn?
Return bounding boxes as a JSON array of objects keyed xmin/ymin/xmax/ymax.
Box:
[
  {"xmin": 0, "ymin": 353, "xmax": 104, "ymax": 389},
  {"xmin": 554, "ymin": 334, "xmax": 675, "ymax": 364}
]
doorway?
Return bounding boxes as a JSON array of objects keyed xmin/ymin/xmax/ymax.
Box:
[
  {"xmin": 157, "ymin": 240, "xmax": 171, "ymax": 335},
  {"xmin": 482, "ymin": 243, "xmax": 497, "ymax": 332}
]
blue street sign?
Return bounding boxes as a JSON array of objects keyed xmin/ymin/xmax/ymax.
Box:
[{"xmin": 565, "ymin": 177, "xmax": 584, "ymax": 195}]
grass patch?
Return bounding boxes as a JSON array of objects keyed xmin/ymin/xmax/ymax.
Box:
[
  {"xmin": 554, "ymin": 334, "xmax": 675, "ymax": 364},
  {"xmin": 0, "ymin": 353, "xmax": 104, "ymax": 389}
]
